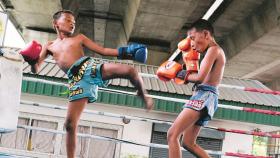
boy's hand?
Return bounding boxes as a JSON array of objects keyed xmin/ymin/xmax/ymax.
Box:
[
  {"xmin": 117, "ymin": 43, "xmax": 148, "ymax": 63},
  {"xmin": 20, "ymin": 40, "xmax": 42, "ymax": 65},
  {"xmin": 174, "ymin": 69, "xmax": 190, "ymax": 84}
]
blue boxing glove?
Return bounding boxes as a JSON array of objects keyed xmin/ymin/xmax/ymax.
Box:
[{"xmin": 118, "ymin": 43, "xmax": 148, "ymax": 63}]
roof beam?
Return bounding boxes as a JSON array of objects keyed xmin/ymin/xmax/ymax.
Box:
[{"xmin": 242, "ymin": 59, "xmax": 280, "ymax": 79}]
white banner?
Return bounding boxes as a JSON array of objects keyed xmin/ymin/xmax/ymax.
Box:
[{"xmin": 0, "ymin": 11, "xmax": 8, "ymax": 46}]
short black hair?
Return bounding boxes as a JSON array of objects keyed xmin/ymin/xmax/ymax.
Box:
[
  {"xmin": 53, "ymin": 10, "xmax": 74, "ymax": 20},
  {"xmin": 189, "ymin": 19, "xmax": 214, "ymax": 35}
]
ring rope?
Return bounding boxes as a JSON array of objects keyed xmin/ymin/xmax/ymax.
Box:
[
  {"xmin": 42, "ymin": 58, "xmax": 280, "ymax": 96},
  {"xmin": 22, "ymin": 76, "xmax": 280, "ymax": 116},
  {"xmin": 138, "ymin": 73, "xmax": 280, "ymax": 96},
  {"xmin": 17, "ymin": 125, "xmax": 272, "ymax": 158},
  {"xmin": 0, "ymin": 48, "xmax": 22, "ymax": 62},
  {"xmin": 20, "ymin": 100, "xmax": 172, "ymax": 125}
]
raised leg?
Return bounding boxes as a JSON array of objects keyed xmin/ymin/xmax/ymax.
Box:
[{"xmin": 101, "ymin": 63, "xmax": 153, "ymax": 110}]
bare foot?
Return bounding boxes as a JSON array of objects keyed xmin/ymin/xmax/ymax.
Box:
[
  {"xmin": 136, "ymin": 90, "xmax": 154, "ymax": 111},
  {"xmin": 144, "ymin": 96, "xmax": 154, "ymax": 111}
]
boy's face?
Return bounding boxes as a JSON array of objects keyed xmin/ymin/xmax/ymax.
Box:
[
  {"xmin": 54, "ymin": 13, "xmax": 76, "ymax": 35},
  {"xmin": 188, "ymin": 28, "xmax": 210, "ymax": 53}
]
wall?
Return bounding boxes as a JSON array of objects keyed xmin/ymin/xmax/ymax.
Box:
[{"xmin": 19, "ymin": 93, "xmax": 171, "ymax": 157}]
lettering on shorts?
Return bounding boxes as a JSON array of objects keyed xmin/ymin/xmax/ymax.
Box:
[
  {"xmin": 69, "ymin": 61, "xmax": 90, "ymax": 88},
  {"xmin": 187, "ymin": 100, "xmax": 204, "ymax": 110},
  {"xmin": 72, "ymin": 61, "xmax": 90, "ymax": 82},
  {"xmin": 69, "ymin": 88, "xmax": 83, "ymax": 97}
]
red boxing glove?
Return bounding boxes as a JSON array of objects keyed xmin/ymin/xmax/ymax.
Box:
[
  {"xmin": 156, "ymin": 61, "xmax": 183, "ymax": 82},
  {"xmin": 20, "ymin": 40, "xmax": 42, "ymax": 65}
]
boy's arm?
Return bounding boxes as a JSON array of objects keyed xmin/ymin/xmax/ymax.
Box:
[
  {"xmin": 80, "ymin": 34, "xmax": 118, "ymax": 56},
  {"xmin": 187, "ymin": 46, "xmax": 219, "ymax": 83},
  {"xmin": 31, "ymin": 42, "xmax": 52, "ymax": 73},
  {"xmin": 80, "ymin": 34, "xmax": 148, "ymax": 63}
]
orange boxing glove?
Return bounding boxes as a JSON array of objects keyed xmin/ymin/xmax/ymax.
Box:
[
  {"xmin": 156, "ymin": 61, "xmax": 183, "ymax": 81},
  {"xmin": 182, "ymin": 48, "xmax": 200, "ymax": 73},
  {"xmin": 178, "ymin": 37, "xmax": 191, "ymax": 51},
  {"xmin": 174, "ymin": 48, "xmax": 200, "ymax": 84}
]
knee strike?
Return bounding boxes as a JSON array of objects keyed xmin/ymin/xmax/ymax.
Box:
[{"xmin": 128, "ymin": 66, "xmax": 137, "ymax": 77}]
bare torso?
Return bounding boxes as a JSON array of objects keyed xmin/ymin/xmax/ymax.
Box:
[
  {"xmin": 202, "ymin": 46, "xmax": 226, "ymax": 86},
  {"xmin": 47, "ymin": 34, "xmax": 85, "ymax": 72}
]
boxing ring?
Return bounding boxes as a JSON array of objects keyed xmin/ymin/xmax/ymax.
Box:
[{"xmin": 1, "ymin": 51, "xmax": 280, "ymax": 157}]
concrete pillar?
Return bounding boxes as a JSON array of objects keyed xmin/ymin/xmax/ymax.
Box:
[
  {"xmin": 121, "ymin": 0, "xmax": 141, "ymax": 45},
  {"xmin": 77, "ymin": 13, "xmax": 97, "ymax": 57},
  {"xmin": 0, "ymin": 51, "xmax": 22, "ymax": 133},
  {"xmin": 104, "ymin": 20, "xmax": 123, "ymax": 48},
  {"xmin": 104, "ymin": 0, "xmax": 137, "ymax": 48},
  {"xmin": 76, "ymin": 1, "xmax": 97, "ymax": 57},
  {"xmin": 62, "ymin": 0, "xmax": 98, "ymax": 57}
]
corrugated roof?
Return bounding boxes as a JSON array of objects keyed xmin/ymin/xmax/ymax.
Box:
[
  {"xmin": 24, "ymin": 59, "xmax": 280, "ymax": 107},
  {"xmin": 2, "ymin": 47, "xmax": 280, "ymax": 107}
]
